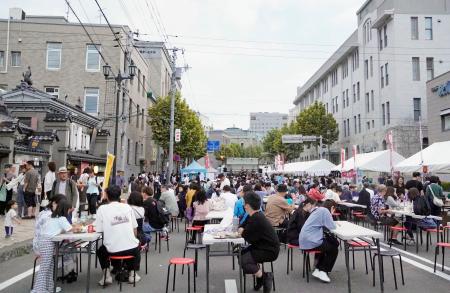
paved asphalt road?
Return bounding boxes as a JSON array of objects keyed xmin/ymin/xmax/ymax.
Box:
[{"xmin": 0, "ymin": 225, "xmax": 449, "ymax": 293}]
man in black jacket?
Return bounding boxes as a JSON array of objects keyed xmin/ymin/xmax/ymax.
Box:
[
  {"xmin": 357, "ymin": 183, "xmax": 371, "ymax": 215},
  {"xmin": 238, "ymin": 192, "xmax": 280, "ymax": 293}
]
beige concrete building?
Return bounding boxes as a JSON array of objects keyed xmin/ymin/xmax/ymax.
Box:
[
  {"xmin": 0, "ymin": 8, "xmax": 157, "ymax": 176},
  {"xmin": 426, "ymin": 71, "xmax": 450, "ymax": 143}
]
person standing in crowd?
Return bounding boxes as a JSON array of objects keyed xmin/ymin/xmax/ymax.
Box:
[
  {"xmin": 183, "ymin": 174, "xmax": 190, "ymax": 185},
  {"xmin": 4, "ymin": 200, "xmax": 20, "ymax": 238},
  {"xmin": 176, "ymin": 184, "xmax": 187, "ymax": 218},
  {"xmin": 23, "ymin": 160, "xmax": 39, "ymax": 219},
  {"xmin": 299, "ymin": 199, "xmax": 338, "ymax": 283},
  {"xmin": 6, "ymin": 164, "xmax": 26, "ymax": 218},
  {"xmin": 159, "ymin": 184, "xmax": 179, "ymax": 217},
  {"xmin": 43, "ymin": 162, "xmax": 56, "ymax": 200},
  {"xmin": 50, "ymin": 167, "xmax": 79, "ymax": 222},
  {"xmin": 115, "ymin": 170, "xmax": 125, "ymax": 190},
  {"xmin": 238, "ymin": 191, "xmax": 279, "ymax": 292},
  {"xmin": 85, "ymin": 168, "xmax": 100, "ymax": 216},
  {"xmin": 405, "ymin": 172, "xmax": 424, "ymax": 194},
  {"xmin": 1, "ymin": 165, "xmax": 16, "ymax": 215},
  {"xmin": 96, "ymin": 186, "xmax": 141, "ymax": 285},
  {"xmin": 426, "ymin": 175, "xmax": 445, "ymax": 216}
]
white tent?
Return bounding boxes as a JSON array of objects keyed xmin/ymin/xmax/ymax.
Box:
[
  {"xmin": 280, "ymin": 159, "xmax": 336, "ymax": 175},
  {"xmin": 333, "ymin": 150, "xmax": 405, "ymax": 173},
  {"xmin": 395, "ymin": 141, "xmax": 450, "ymax": 173}
]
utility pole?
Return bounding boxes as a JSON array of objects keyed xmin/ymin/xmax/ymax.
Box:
[{"xmin": 167, "ymin": 48, "xmax": 179, "ymax": 179}]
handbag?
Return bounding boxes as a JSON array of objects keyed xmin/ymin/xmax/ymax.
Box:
[
  {"xmin": 0, "ymin": 183, "xmax": 6, "ymax": 202},
  {"xmin": 417, "ymin": 217, "xmax": 437, "ymax": 229},
  {"xmin": 428, "ymin": 185, "xmax": 444, "ymax": 207}
]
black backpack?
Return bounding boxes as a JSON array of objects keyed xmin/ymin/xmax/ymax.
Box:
[{"xmin": 155, "ymin": 200, "xmax": 170, "ymax": 225}]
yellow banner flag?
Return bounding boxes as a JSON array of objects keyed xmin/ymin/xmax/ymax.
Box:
[{"xmin": 103, "ymin": 153, "xmax": 115, "ymax": 190}]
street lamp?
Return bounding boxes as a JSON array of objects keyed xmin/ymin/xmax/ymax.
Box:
[{"xmin": 103, "ymin": 62, "xmax": 136, "ymax": 185}]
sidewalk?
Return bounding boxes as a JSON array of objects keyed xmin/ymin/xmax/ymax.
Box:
[{"xmin": 0, "ymin": 217, "xmax": 35, "ymax": 263}]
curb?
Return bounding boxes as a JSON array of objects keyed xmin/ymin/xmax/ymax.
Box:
[{"xmin": 0, "ymin": 239, "xmax": 33, "ymax": 263}]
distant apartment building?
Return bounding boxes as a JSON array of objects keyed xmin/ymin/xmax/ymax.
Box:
[
  {"xmin": 427, "ymin": 71, "xmax": 450, "ymax": 143},
  {"xmin": 290, "ymin": 0, "xmax": 450, "ymax": 164},
  {"xmin": 0, "ymin": 8, "xmax": 160, "ymax": 175},
  {"xmin": 249, "ymin": 112, "xmax": 288, "ymax": 137}
]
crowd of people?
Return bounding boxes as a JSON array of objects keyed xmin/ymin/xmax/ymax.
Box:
[{"xmin": 1, "ymin": 162, "xmax": 448, "ymax": 292}]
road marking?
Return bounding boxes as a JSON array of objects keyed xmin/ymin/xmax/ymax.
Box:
[
  {"xmin": 0, "ymin": 265, "xmax": 39, "ymax": 291},
  {"xmin": 224, "ymin": 279, "xmax": 238, "ymax": 293}
]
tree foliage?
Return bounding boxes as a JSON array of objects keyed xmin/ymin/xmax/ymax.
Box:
[
  {"xmin": 295, "ymin": 101, "xmax": 339, "ymax": 146},
  {"xmin": 215, "ymin": 143, "xmax": 263, "ymax": 160},
  {"xmin": 262, "ymin": 122, "xmax": 303, "ymax": 161},
  {"xmin": 147, "ymin": 94, "xmax": 207, "ymax": 160}
]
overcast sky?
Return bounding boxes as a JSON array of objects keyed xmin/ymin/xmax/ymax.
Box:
[{"xmin": 2, "ymin": 0, "xmax": 365, "ymax": 130}]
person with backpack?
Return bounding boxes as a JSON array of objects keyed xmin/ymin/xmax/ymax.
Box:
[
  {"xmin": 425, "ymin": 176, "xmax": 445, "ymax": 216},
  {"xmin": 85, "ymin": 168, "xmax": 101, "ymax": 216},
  {"xmin": 142, "ymin": 186, "xmax": 170, "ymax": 240},
  {"xmin": 50, "ymin": 167, "xmax": 79, "ymax": 223},
  {"xmin": 404, "ymin": 187, "xmax": 435, "ymax": 244}
]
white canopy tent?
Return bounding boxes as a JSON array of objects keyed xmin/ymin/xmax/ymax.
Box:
[
  {"xmin": 277, "ymin": 159, "xmax": 336, "ymax": 175},
  {"xmin": 395, "ymin": 141, "xmax": 450, "ymax": 173},
  {"xmin": 333, "ymin": 150, "xmax": 405, "ymax": 173}
]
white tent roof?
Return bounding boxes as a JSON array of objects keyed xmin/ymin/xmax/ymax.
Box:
[
  {"xmin": 207, "ymin": 166, "xmax": 218, "ymax": 173},
  {"xmin": 394, "ymin": 141, "xmax": 450, "ymax": 173},
  {"xmin": 280, "ymin": 159, "xmax": 336, "ymax": 175},
  {"xmin": 333, "ymin": 150, "xmax": 405, "ymax": 173}
]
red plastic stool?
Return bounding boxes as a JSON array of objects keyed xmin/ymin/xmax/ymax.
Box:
[
  {"xmin": 348, "ymin": 240, "xmax": 372, "ymax": 274},
  {"xmin": 301, "ymin": 249, "xmax": 321, "ymax": 283},
  {"xmin": 286, "ymin": 244, "xmax": 299, "ymax": 274},
  {"xmin": 165, "ymin": 257, "xmax": 196, "ymax": 293},
  {"xmin": 389, "ymin": 226, "xmax": 408, "ymax": 250},
  {"xmin": 426, "ymin": 228, "xmax": 444, "ymax": 252},
  {"xmin": 185, "ymin": 226, "xmax": 203, "ymax": 244},
  {"xmin": 434, "ymin": 242, "xmax": 450, "ymax": 272},
  {"xmin": 107, "ymin": 255, "xmax": 136, "ymax": 291}
]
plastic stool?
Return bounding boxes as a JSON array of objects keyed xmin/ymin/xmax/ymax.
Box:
[{"xmin": 165, "ymin": 257, "xmax": 196, "ymax": 293}]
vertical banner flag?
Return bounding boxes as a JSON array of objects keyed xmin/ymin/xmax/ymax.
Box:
[
  {"xmin": 387, "ymin": 130, "xmax": 394, "ymax": 174},
  {"xmin": 340, "ymin": 148, "xmax": 346, "ymax": 170},
  {"xmin": 103, "ymin": 153, "xmax": 115, "ymax": 190},
  {"xmin": 204, "ymin": 154, "xmax": 210, "ymax": 169}
]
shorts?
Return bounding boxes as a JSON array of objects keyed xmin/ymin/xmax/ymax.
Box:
[{"xmin": 24, "ymin": 191, "xmax": 36, "ymax": 207}]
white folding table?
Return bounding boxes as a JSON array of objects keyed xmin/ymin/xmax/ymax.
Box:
[
  {"xmin": 203, "ymin": 224, "xmax": 246, "ymax": 293},
  {"xmin": 51, "ymin": 232, "xmax": 101, "ymax": 293},
  {"xmin": 332, "ymin": 221, "xmax": 384, "ymax": 293},
  {"xmin": 337, "ymin": 202, "xmax": 367, "ymax": 220}
]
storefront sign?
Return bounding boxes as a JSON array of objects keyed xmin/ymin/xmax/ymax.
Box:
[
  {"xmin": 30, "ymin": 139, "xmax": 39, "ymax": 149},
  {"xmin": 432, "ymin": 81, "xmax": 450, "ymax": 97}
]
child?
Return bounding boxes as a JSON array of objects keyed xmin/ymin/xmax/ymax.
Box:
[
  {"xmin": 31, "ymin": 199, "xmax": 80, "ymax": 293},
  {"xmin": 5, "ymin": 200, "xmax": 20, "ymax": 238}
]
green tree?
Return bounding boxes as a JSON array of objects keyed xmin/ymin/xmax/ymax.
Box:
[
  {"xmin": 262, "ymin": 122, "xmax": 303, "ymax": 161},
  {"xmin": 147, "ymin": 94, "xmax": 207, "ymax": 161},
  {"xmin": 295, "ymin": 101, "xmax": 339, "ymax": 147},
  {"xmin": 215, "ymin": 143, "xmax": 263, "ymax": 160}
]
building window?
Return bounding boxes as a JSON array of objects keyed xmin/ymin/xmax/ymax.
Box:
[
  {"xmin": 352, "ymin": 84, "xmax": 356, "ymax": 103},
  {"xmin": 326, "ymin": 103, "xmax": 329, "ymax": 113},
  {"xmin": 0, "ymin": 51, "xmax": 4, "ymax": 67},
  {"xmin": 86, "ymin": 44, "xmax": 100, "ymax": 71},
  {"xmin": 332, "ymin": 98, "xmax": 335, "ymax": 113},
  {"xmin": 354, "ymin": 116, "xmax": 357, "ymax": 133},
  {"xmin": 365, "ymin": 93, "xmax": 370, "ymax": 113},
  {"xmin": 137, "ymin": 69, "xmax": 141, "ymax": 92},
  {"xmin": 367, "ymin": 121, "xmax": 371, "ymax": 130},
  {"xmin": 411, "ymin": 17, "xmax": 419, "ymax": 40},
  {"xmin": 346, "ymin": 89, "xmax": 349, "ymax": 107},
  {"xmin": 135, "ymin": 142, "xmax": 139, "ymax": 165},
  {"xmin": 46, "ymin": 42, "xmax": 62, "ymax": 70},
  {"xmin": 442, "ymin": 114, "xmax": 450, "ymax": 131},
  {"xmin": 372, "ymin": 120, "xmax": 375, "ymax": 128},
  {"xmin": 347, "ymin": 118, "xmax": 350, "ymax": 136},
  {"xmin": 364, "ymin": 59, "xmax": 369, "ymax": 80},
  {"xmin": 127, "ymin": 139, "xmax": 130, "ymax": 164},
  {"xmin": 129, "ymin": 99, "xmax": 132, "ymax": 122},
  {"xmin": 11, "ymin": 51, "xmax": 21, "ymax": 67},
  {"xmin": 426, "ymin": 57, "xmax": 434, "ymax": 80},
  {"xmin": 358, "ymin": 114, "xmax": 361, "ymax": 133},
  {"xmin": 342, "ymin": 92, "xmax": 346, "ymax": 109},
  {"xmin": 136, "ymin": 104, "xmax": 140, "ymax": 128},
  {"xmin": 357, "ymin": 82, "xmax": 360, "ymax": 100},
  {"xmin": 44, "ymin": 86, "xmax": 59, "ymax": 98},
  {"xmin": 331, "ymin": 68, "xmax": 338, "ymax": 87},
  {"xmin": 383, "ymin": 24, "xmax": 388, "ymax": 47},
  {"xmin": 142, "ymin": 75, "xmax": 146, "ymax": 97},
  {"xmin": 413, "ymin": 98, "xmax": 421, "ymax": 121},
  {"xmin": 412, "ymin": 57, "xmax": 420, "ymax": 81},
  {"xmin": 380, "ymin": 65, "xmax": 384, "ymax": 88},
  {"xmin": 344, "ymin": 120, "xmax": 347, "ymax": 137},
  {"xmin": 141, "ymin": 109, "xmax": 145, "ymax": 130},
  {"xmin": 385, "ymin": 63, "xmax": 389, "ymax": 85},
  {"xmin": 378, "ymin": 29, "xmax": 383, "ymax": 50},
  {"xmin": 352, "ymin": 49, "xmax": 359, "ymax": 71},
  {"xmin": 382, "ymin": 103, "xmax": 386, "ymax": 125},
  {"xmin": 425, "ymin": 17, "xmax": 433, "ymax": 40},
  {"xmin": 386, "ymin": 101, "xmax": 390, "ymax": 124},
  {"xmin": 84, "ymin": 88, "xmax": 99, "ymax": 116},
  {"xmin": 370, "ymin": 56, "xmax": 373, "ymax": 77},
  {"xmin": 371, "ymin": 90, "xmax": 375, "ymax": 111},
  {"xmin": 335, "ymin": 96, "xmax": 338, "ymax": 113}
]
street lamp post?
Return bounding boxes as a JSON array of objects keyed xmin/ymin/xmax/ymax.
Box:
[{"xmin": 103, "ymin": 63, "xmax": 136, "ymax": 185}]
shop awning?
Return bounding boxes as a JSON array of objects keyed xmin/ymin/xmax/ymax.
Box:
[{"xmin": 67, "ymin": 152, "xmax": 106, "ymax": 164}]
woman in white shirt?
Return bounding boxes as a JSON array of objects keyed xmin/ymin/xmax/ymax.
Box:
[
  {"xmin": 85, "ymin": 168, "xmax": 100, "ymax": 215},
  {"xmin": 43, "ymin": 162, "xmax": 56, "ymax": 198}
]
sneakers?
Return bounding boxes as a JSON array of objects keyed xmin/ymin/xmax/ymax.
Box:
[
  {"xmin": 389, "ymin": 239, "xmax": 403, "ymax": 245},
  {"xmin": 129, "ymin": 272, "xmax": 141, "ymax": 283},
  {"xmin": 98, "ymin": 269, "xmax": 113, "ymax": 286},
  {"xmin": 312, "ymin": 269, "xmax": 331, "ymax": 283},
  {"xmin": 262, "ymin": 272, "xmax": 273, "ymax": 293}
]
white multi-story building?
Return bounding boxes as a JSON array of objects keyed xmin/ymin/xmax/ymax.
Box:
[
  {"xmin": 249, "ymin": 112, "xmax": 288, "ymax": 137},
  {"xmin": 290, "ymin": 0, "xmax": 450, "ymax": 164}
]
